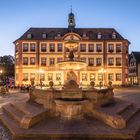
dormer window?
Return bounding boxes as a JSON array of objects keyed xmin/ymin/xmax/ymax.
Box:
[
  {"xmin": 83, "ymin": 32, "xmax": 87, "ymax": 37},
  {"xmin": 97, "ymin": 32, "xmax": 102, "ymax": 39},
  {"xmin": 57, "ymin": 33, "xmax": 61, "ymax": 37},
  {"xmin": 112, "ymin": 32, "xmax": 116, "ymax": 39},
  {"xmin": 27, "ymin": 33, "xmax": 32, "ymax": 39},
  {"xmin": 42, "ymin": 33, "xmax": 47, "ymax": 39}
]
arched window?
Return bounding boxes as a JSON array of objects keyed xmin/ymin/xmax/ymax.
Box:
[{"xmin": 27, "ymin": 33, "xmax": 32, "ymax": 39}]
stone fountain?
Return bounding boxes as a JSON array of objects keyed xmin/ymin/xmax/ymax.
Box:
[{"xmin": 0, "ymin": 38, "xmax": 140, "ymax": 140}]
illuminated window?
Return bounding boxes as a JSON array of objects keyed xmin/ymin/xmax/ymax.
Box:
[
  {"xmin": 96, "ymin": 58, "xmax": 102, "ymax": 66},
  {"xmin": 88, "ymin": 44, "xmax": 94, "ymax": 52},
  {"xmin": 116, "ymin": 58, "xmax": 121, "ymax": 66},
  {"xmin": 30, "ymin": 73, "xmax": 35, "ymax": 80},
  {"xmin": 40, "ymin": 73, "xmax": 45, "ymax": 81},
  {"xmin": 80, "ymin": 44, "xmax": 86, "ymax": 52},
  {"xmin": 30, "ymin": 57, "xmax": 35, "ymax": 65},
  {"xmin": 49, "ymin": 44, "xmax": 55, "ymax": 52},
  {"xmin": 90, "ymin": 73, "xmax": 95, "ymax": 81},
  {"xmin": 88, "ymin": 58, "xmax": 94, "ymax": 66},
  {"xmin": 108, "ymin": 44, "xmax": 114, "ymax": 52},
  {"xmin": 57, "ymin": 43, "xmax": 63, "ymax": 52},
  {"xmin": 108, "ymin": 58, "xmax": 114, "ymax": 65},
  {"xmin": 116, "ymin": 73, "xmax": 121, "ymax": 81},
  {"xmin": 41, "ymin": 57, "xmax": 46, "ymax": 66},
  {"xmin": 23, "ymin": 57, "xmax": 28, "ymax": 65},
  {"xmin": 56, "ymin": 73, "xmax": 61, "ymax": 81},
  {"xmin": 41, "ymin": 44, "xmax": 47, "ymax": 52},
  {"xmin": 23, "ymin": 73, "xmax": 28, "ymax": 81},
  {"xmin": 30, "ymin": 43, "xmax": 36, "ymax": 52},
  {"xmin": 98, "ymin": 74, "xmax": 103, "ymax": 80},
  {"xmin": 82, "ymin": 73, "xmax": 87, "ymax": 81},
  {"xmin": 108, "ymin": 74, "xmax": 114, "ymax": 81},
  {"xmin": 116, "ymin": 44, "xmax": 122, "ymax": 52},
  {"xmin": 96, "ymin": 44, "xmax": 102, "ymax": 52},
  {"xmin": 50, "ymin": 58, "xmax": 55, "ymax": 65},
  {"xmin": 48, "ymin": 73, "xmax": 53, "ymax": 81},
  {"xmin": 23, "ymin": 43, "xmax": 28, "ymax": 52}
]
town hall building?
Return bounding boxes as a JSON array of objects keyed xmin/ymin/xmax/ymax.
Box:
[{"xmin": 14, "ymin": 11, "xmax": 130, "ymax": 86}]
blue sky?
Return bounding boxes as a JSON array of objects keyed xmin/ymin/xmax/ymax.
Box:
[{"xmin": 0, "ymin": 0, "xmax": 140, "ymax": 56}]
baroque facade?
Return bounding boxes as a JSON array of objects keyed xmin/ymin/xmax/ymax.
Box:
[{"xmin": 14, "ymin": 12, "xmax": 130, "ymax": 86}]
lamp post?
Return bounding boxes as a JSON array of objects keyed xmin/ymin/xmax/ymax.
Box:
[
  {"xmin": 98, "ymin": 68, "xmax": 106, "ymax": 86},
  {"xmin": 36, "ymin": 69, "xmax": 45, "ymax": 86}
]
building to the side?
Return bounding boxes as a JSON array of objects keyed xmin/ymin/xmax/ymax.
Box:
[
  {"xmin": 14, "ymin": 11, "xmax": 130, "ymax": 86},
  {"xmin": 128, "ymin": 52, "xmax": 140, "ymax": 85}
]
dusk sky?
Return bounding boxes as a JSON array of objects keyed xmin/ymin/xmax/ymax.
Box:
[{"xmin": 0, "ymin": 0, "xmax": 140, "ymax": 56}]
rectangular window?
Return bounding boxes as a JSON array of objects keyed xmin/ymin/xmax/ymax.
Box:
[
  {"xmin": 40, "ymin": 73, "xmax": 45, "ymax": 81},
  {"xmin": 82, "ymin": 73, "xmax": 87, "ymax": 81},
  {"xmin": 23, "ymin": 73, "xmax": 28, "ymax": 81},
  {"xmin": 108, "ymin": 44, "xmax": 114, "ymax": 52},
  {"xmin": 90, "ymin": 73, "xmax": 95, "ymax": 81},
  {"xmin": 116, "ymin": 73, "xmax": 121, "ymax": 81},
  {"xmin": 88, "ymin": 58, "xmax": 94, "ymax": 66},
  {"xmin": 96, "ymin": 58, "xmax": 102, "ymax": 66},
  {"xmin": 57, "ymin": 43, "xmax": 63, "ymax": 52},
  {"xmin": 49, "ymin": 43, "xmax": 55, "ymax": 52},
  {"xmin": 30, "ymin": 57, "xmax": 35, "ymax": 65},
  {"xmin": 96, "ymin": 44, "xmax": 102, "ymax": 52},
  {"xmin": 23, "ymin": 43, "xmax": 28, "ymax": 52},
  {"xmin": 23, "ymin": 57, "xmax": 28, "ymax": 65},
  {"xmin": 30, "ymin": 73, "xmax": 35, "ymax": 80},
  {"xmin": 48, "ymin": 73, "xmax": 53, "ymax": 81},
  {"xmin": 41, "ymin": 43, "xmax": 47, "ymax": 52},
  {"xmin": 50, "ymin": 58, "xmax": 55, "ymax": 65},
  {"xmin": 88, "ymin": 44, "xmax": 94, "ymax": 52},
  {"xmin": 98, "ymin": 74, "xmax": 103, "ymax": 80},
  {"xmin": 56, "ymin": 73, "xmax": 61, "ymax": 81},
  {"xmin": 108, "ymin": 58, "xmax": 114, "ymax": 66},
  {"xmin": 116, "ymin": 44, "xmax": 122, "ymax": 52},
  {"xmin": 57, "ymin": 58, "xmax": 63, "ymax": 62},
  {"xmin": 30, "ymin": 43, "xmax": 36, "ymax": 52},
  {"xmin": 108, "ymin": 73, "xmax": 114, "ymax": 81},
  {"xmin": 80, "ymin": 44, "xmax": 86, "ymax": 52},
  {"xmin": 41, "ymin": 57, "xmax": 46, "ymax": 66},
  {"xmin": 116, "ymin": 58, "xmax": 121, "ymax": 66}
]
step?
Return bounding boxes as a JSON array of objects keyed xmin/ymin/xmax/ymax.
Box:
[
  {"xmin": 10, "ymin": 102, "xmax": 47, "ymax": 116},
  {"xmin": 119, "ymin": 105, "xmax": 140, "ymax": 123},
  {"xmin": 117, "ymin": 103, "xmax": 133, "ymax": 115},
  {"xmin": 2, "ymin": 104, "xmax": 24, "ymax": 124}
]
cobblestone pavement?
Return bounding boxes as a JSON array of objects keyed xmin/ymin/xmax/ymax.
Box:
[{"xmin": 0, "ymin": 87, "xmax": 140, "ymax": 140}]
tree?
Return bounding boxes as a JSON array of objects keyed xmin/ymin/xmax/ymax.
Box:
[{"xmin": 0, "ymin": 55, "xmax": 15, "ymax": 77}]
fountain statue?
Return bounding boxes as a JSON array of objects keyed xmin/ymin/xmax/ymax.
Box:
[{"xmin": 0, "ymin": 36, "xmax": 140, "ymax": 139}]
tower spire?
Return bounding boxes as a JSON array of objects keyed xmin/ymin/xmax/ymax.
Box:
[{"xmin": 68, "ymin": 7, "xmax": 75, "ymax": 32}]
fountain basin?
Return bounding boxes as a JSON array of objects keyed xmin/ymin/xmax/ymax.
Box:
[
  {"xmin": 56, "ymin": 61, "xmax": 87, "ymax": 70},
  {"xmin": 55, "ymin": 99, "xmax": 88, "ymax": 119}
]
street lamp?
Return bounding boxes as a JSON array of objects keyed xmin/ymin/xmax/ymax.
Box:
[
  {"xmin": 0, "ymin": 70, "xmax": 3, "ymax": 74},
  {"xmin": 98, "ymin": 68, "xmax": 106, "ymax": 86},
  {"xmin": 36, "ymin": 69, "xmax": 45, "ymax": 85}
]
